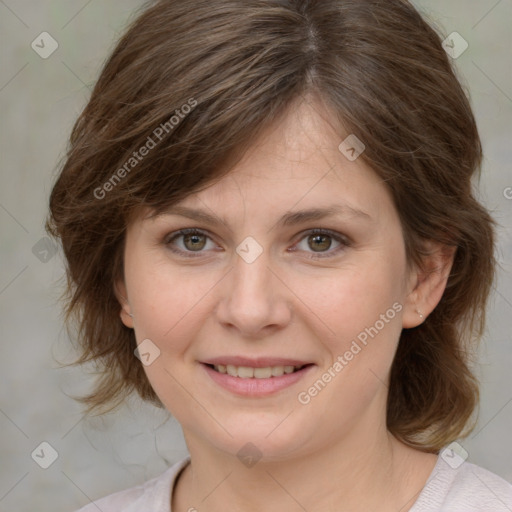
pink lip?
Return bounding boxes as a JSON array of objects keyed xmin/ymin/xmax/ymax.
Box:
[
  {"xmin": 200, "ymin": 362, "xmax": 315, "ymax": 397},
  {"xmin": 201, "ymin": 356, "xmax": 311, "ymax": 367}
]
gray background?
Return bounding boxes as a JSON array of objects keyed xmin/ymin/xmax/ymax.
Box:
[{"xmin": 0, "ymin": 1, "xmax": 511, "ymax": 511}]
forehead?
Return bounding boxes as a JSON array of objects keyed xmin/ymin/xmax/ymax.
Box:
[
  {"xmin": 140, "ymin": 98, "xmax": 397, "ymax": 228},
  {"xmin": 184, "ymin": 103, "xmax": 387, "ymax": 202}
]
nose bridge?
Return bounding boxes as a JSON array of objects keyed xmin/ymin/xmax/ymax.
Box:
[
  {"xmin": 233, "ymin": 244, "xmax": 271, "ymax": 294},
  {"xmin": 216, "ymin": 239, "xmax": 291, "ymax": 335}
]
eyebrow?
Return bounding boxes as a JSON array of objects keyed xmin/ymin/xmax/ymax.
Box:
[{"xmin": 154, "ymin": 204, "xmax": 371, "ymax": 232}]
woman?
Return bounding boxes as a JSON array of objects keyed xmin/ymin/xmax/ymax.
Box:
[{"xmin": 47, "ymin": 0, "xmax": 512, "ymax": 510}]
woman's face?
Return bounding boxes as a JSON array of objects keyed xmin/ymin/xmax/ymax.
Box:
[{"xmin": 118, "ymin": 99, "xmax": 420, "ymax": 460}]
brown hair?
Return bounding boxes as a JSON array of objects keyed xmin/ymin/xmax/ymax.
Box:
[{"xmin": 46, "ymin": 0, "xmax": 496, "ymax": 452}]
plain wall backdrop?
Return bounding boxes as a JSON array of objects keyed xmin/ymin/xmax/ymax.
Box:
[{"xmin": 0, "ymin": 1, "xmax": 511, "ymax": 510}]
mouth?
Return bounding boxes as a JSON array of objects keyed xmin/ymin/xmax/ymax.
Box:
[
  {"xmin": 200, "ymin": 359, "xmax": 315, "ymax": 397},
  {"xmin": 205, "ymin": 363, "xmax": 311, "ymax": 379}
]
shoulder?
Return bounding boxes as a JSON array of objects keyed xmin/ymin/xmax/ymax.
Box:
[
  {"xmin": 411, "ymin": 455, "xmax": 512, "ymax": 511},
  {"xmin": 72, "ymin": 456, "xmax": 191, "ymax": 512},
  {"xmin": 443, "ymin": 462, "xmax": 512, "ymax": 510}
]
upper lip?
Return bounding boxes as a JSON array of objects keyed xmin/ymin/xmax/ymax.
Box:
[{"xmin": 201, "ymin": 356, "xmax": 313, "ymax": 368}]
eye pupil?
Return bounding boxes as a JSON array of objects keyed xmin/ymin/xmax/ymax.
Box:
[
  {"xmin": 184, "ymin": 233, "xmax": 206, "ymax": 251},
  {"xmin": 309, "ymin": 234, "xmax": 331, "ymax": 252}
]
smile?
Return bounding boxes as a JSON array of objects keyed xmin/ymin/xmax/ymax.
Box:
[
  {"xmin": 210, "ymin": 364, "xmax": 306, "ymax": 378},
  {"xmin": 201, "ymin": 361, "xmax": 315, "ymax": 397}
]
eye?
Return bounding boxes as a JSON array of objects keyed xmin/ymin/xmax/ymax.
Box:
[
  {"xmin": 292, "ymin": 228, "xmax": 350, "ymax": 259},
  {"xmin": 164, "ymin": 228, "xmax": 350, "ymax": 259},
  {"xmin": 164, "ymin": 228, "xmax": 217, "ymax": 257}
]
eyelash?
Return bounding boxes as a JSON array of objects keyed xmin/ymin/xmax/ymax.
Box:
[{"xmin": 164, "ymin": 228, "xmax": 351, "ymax": 260}]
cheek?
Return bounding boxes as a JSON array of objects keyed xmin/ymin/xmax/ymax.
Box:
[
  {"xmin": 295, "ymin": 263, "xmax": 405, "ymax": 427},
  {"xmin": 127, "ymin": 264, "xmax": 210, "ymax": 415},
  {"xmin": 296, "ymin": 258, "xmax": 404, "ymax": 344},
  {"xmin": 126, "ymin": 260, "xmax": 228, "ymax": 395},
  {"xmin": 329, "ymin": 257, "xmax": 406, "ymax": 387}
]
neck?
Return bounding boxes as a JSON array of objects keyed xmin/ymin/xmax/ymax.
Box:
[{"xmin": 173, "ymin": 415, "xmax": 437, "ymax": 512}]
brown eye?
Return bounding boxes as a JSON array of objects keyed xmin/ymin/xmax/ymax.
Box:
[
  {"xmin": 294, "ymin": 229, "xmax": 350, "ymax": 259},
  {"xmin": 182, "ymin": 232, "xmax": 207, "ymax": 251},
  {"xmin": 307, "ymin": 233, "xmax": 333, "ymax": 252},
  {"xmin": 165, "ymin": 227, "xmax": 350, "ymax": 260},
  {"xmin": 165, "ymin": 228, "xmax": 215, "ymax": 257}
]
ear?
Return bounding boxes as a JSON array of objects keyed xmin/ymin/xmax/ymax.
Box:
[
  {"xmin": 114, "ymin": 278, "xmax": 134, "ymax": 329},
  {"xmin": 402, "ymin": 241, "xmax": 456, "ymax": 328}
]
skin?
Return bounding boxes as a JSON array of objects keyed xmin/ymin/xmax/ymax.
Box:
[{"xmin": 116, "ymin": 96, "xmax": 454, "ymax": 512}]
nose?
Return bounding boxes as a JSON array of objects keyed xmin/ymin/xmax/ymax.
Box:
[{"xmin": 214, "ymin": 247, "xmax": 292, "ymax": 338}]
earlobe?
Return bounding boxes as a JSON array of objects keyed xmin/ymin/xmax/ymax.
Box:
[
  {"xmin": 402, "ymin": 242, "xmax": 456, "ymax": 329},
  {"xmin": 114, "ymin": 279, "xmax": 134, "ymax": 328}
]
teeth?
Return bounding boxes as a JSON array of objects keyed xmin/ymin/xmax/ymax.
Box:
[
  {"xmin": 213, "ymin": 364, "xmax": 304, "ymax": 378},
  {"xmin": 254, "ymin": 367, "xmax": 272, "ymax": 378}
]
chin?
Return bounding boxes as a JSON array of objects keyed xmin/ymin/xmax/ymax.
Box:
[{"xmin": 199, "ymin": 412, "xmax": 318, "ymax": 462}]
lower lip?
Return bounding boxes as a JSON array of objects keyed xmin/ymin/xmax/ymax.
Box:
[{"xmin": 201, "ymin": 363, "xmax": 314, "ymax": 397}]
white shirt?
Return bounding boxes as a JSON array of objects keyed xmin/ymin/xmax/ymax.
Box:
[{"xmin": 75, "ymin": 453, "xmax": 512, "ymax": 511}]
